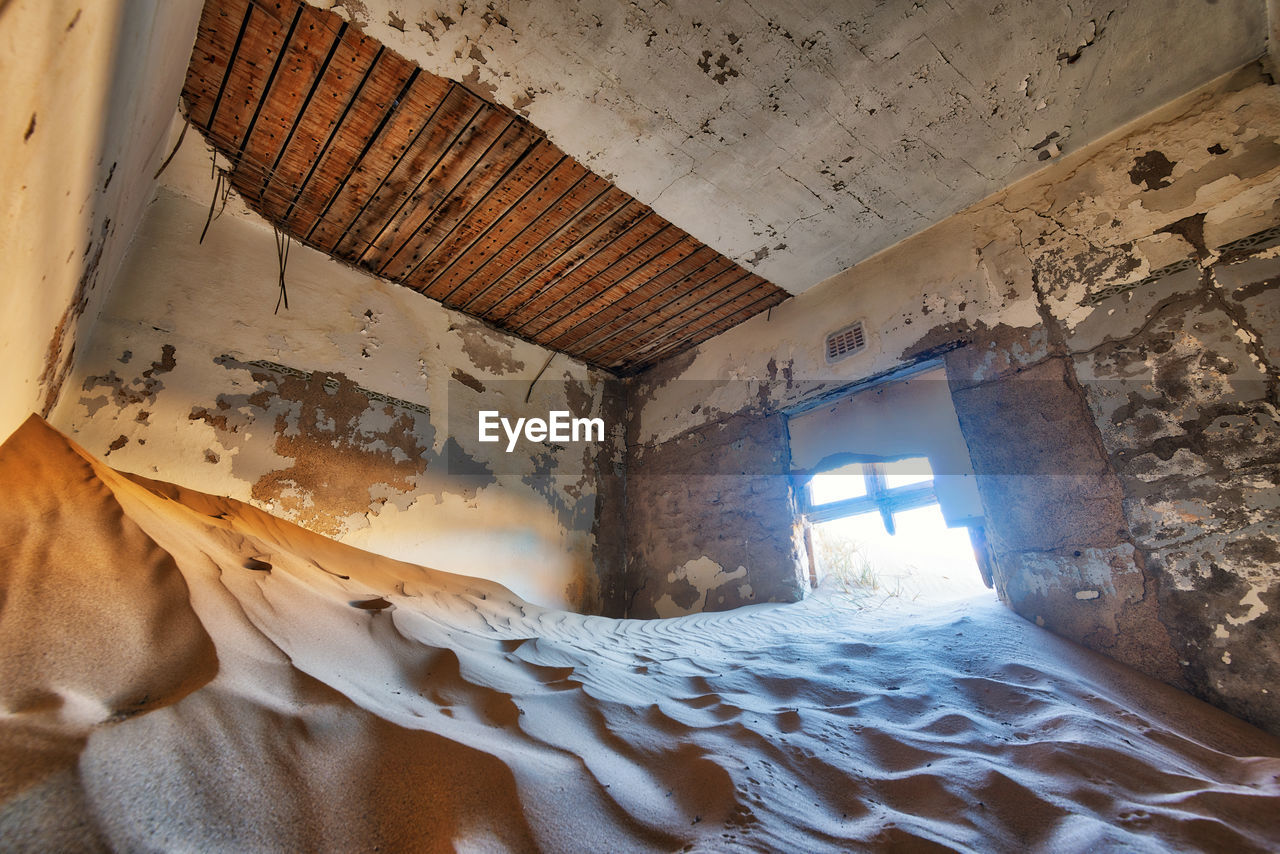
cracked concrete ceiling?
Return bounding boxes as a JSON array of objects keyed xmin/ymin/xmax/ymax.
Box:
[{"xmin": 314, "ymin": 0, "xmax": 1268, "ymax": 293}]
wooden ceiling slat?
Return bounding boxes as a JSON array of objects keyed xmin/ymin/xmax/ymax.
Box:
[
  {"xmin": 423, "ymin": 161, "xmax": 594, "ymax": 302},
  {"xmin": 405, "ymin": 142, "xmax": 572, "ymax": 299},
  {"xmin": 529, "ymin": 232, "xmax": 697, "ymax": 342},
  {"xmin": 182, "ymin": 1, "xmax": 252, "ymax": 131},
  {"xmin": 306, "ymin": 75, "xmax": 454, "ymax": 251},
  {"xmin": 428, "ymin": 168, "xmax": 612, "ymax": 307},
  {"xmin": 297, "ymin": 66, "xmax": 422, "ymax": 244},
  {"xmin": 377, "ymin": 119, "xmax": 539, "ymax": 280},
  {"xmin": 362, "ymin": 110, "xmax": 523, "ymax": 273},
  {"xmin": 542, "ymin": 242, "xmax": 711, "ymax": 353},
  {"xmin": 180, "ymin": 11, "xmax": 224, "ymax": 122},
  {"xmin": 547, "ymin": 244, "xmax": 721, "ymax": 353},
  {"xmin": 236, "ymin": 26, "xmax": 377, "ymax": 223},
  {"xmin": 226, "ymin": 5, "xmax": 344, "ymax": 204},
  {"xmin": 629, "ymin": 272, "xmax": 776, "ymax": 358},
  {"xmin": 504, "ymin": 217, "xmax": 672, "ymax": 335},
  {"xmin": 581, "ymin": 261, "xmax": 746, "ymax": 364},
  {"xmin": 613, "ymin": 282, "xmax": 787, "ymax": 370},
  {"xmin": 556, "ymin": 249, "xmax": 727, "ymax": 357},
  {"xmin": 279, "ymin": 47, "xmax": 418, "ymax": 231},
  {"xmin": 185, "ymin": 0, "xmax": 788, "ymax": 373},
  {"xmin": 185, "ymin": 0, "xmax": 254, "ymax": 134},
  {"xmin": 479, "ymin": 195, "xmax": 642, "ymax": 318},
  {"xmin": 328, "ymin": 84, "xmax": 481, "ymax": 259},
  {"xmin": 283, "ymin": 49, "xmax": 418, "ymax": 234},
  {"xmin": 673, "ymin": 289, "xmax": 789, "ymax": 354},
  {"xmin": 205, "ymin": 4, "xmax": 289, "ymax": 154},
  {"xmin": 592, "ymin": 269, "xmax": 759, "ymax": 365},
  {"xmin": 233, "ymin": 4, "xmax": 305, "ymax": 164},
  {"xmin": 456, "ymin": 179, "xmax": 616, "ymax": 313},
  {"xmin": 236, "ymin": 17, "xmax": 348, "ymax": 207},
  {"xmin": 593, "ymin": 255, "xmax": 738, "ymax": 348}
]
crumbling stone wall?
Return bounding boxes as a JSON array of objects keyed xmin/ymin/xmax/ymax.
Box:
[
  {"xmin": 615, "ymin": 64, "xmax": 1280, "ymax": 735},
  {"xmin": 940, "ymin": 334, "xmax": 1183, "ymax": 685},
  {"xmin": 619, "ymin": 403, "xmax": 807, "ymax": 618},
  {"xmin": 1069, "ymin": 246, "xmax": 1279, "ymax": 731}
]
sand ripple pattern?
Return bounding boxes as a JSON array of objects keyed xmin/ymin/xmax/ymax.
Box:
[{"xmin": 2, "ymin": 418, "xmax": 1278, "ymax": 852}]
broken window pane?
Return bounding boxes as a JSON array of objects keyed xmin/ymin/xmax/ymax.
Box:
[{"xmin": 807, "ymin": 462, "xmax": 867, "ymax": 505}]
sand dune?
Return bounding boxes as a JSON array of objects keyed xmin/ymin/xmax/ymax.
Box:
[{"xmin": 1, "ymin": 415, "xmax": 1278, "ymax": 852}]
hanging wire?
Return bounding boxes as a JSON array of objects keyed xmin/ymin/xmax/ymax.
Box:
[
  {"xmin": 274, "ymin": 225, "xmax": 291, "ymax": 314},
  {"xmin": 197, "ymin": 145, "xmax": 237, "ymax": 245},
  {"xmin": 195, "ymin": 144, "xmax": 401, "ymax": 256},
  {"xmin": 217, "ymin": 170, "xmax": 232, "ymax": 218},
  {"xmin": 199, "ymin": 169, "xmax": 223, "ymax": 244}
]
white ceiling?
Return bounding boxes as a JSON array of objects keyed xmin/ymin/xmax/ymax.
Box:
[{"xmin": 317, "ymin": 0, "xmax": 1267, "ymax": 293}]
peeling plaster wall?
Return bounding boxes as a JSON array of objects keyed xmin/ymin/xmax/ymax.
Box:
[
  {"xmin": 309, "ymin": 0, "xmax": 1265, "ymax": 292},
  {"xmin": 49, "ymin": 136, "xmax": 623, "ymax": 612},
  {"xmin": 620, "ymin": 65, "xmax": 1280, "ymax": 735},
  {"xmin": 0, "ymin": 0, "xmax": 202, "ymax": 439}
]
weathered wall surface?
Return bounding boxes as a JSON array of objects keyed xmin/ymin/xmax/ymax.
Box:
[
  {"xmin": 620, "ymin": 65, "xmax": 1280, "ymax": 734},
  {"xmin": 942, "ymin": 349, "xmax": 1183, "ymax": 685},
  {"xmin": 50, "ymin": 150, "xmax": 623, "ymax": 611},
  {"xmin": 0, "ymin": 0, "xmax": 202, "ymax": 439},
  {"xmin": 1067, "ymin": 236, "xmax": 1280, "ymax": 730},
  {"xmin": 620, "ymin": 401, "xmax": 806, "ymax": 619}
]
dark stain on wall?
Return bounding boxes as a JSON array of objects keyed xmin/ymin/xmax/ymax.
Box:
[
  {"xmin": 40, "ymin": 218, "xmax": 113, "ymax": 418},
  {"xmin": 1128, "ymin": 150, "xmax": 1176, "ymax": 190},
  {"xmin": 1158, "ymin": 212, "xmax": 1208, "ymax": 258},
  {"xmin": 520, "ymin": 450, "xmax": 595, "ymax": 534},
  {"xmin": 451, "ymin": 368, "xmax": 486, "ymax": 393},
  {"xmin": 1161, "ymin": 565, "xmax": 1280, "ymax": 733},
  {"xmin": 1032, "ymin": 240, "xmax": 1143, "ymax": 300},
  {"xmin": 591, "ymin": 377, "xmax": 628, "ymax": 617},
  {"xmin": 190, "ymin": 356, "xmax": 494, "ymax": 537},
  {"xmin": 1134, "ymin": 135, "xmax": 1280, "ymax": 215},
  {"xmin": 81, "ymin": 343, "xmax": 176, "ymax": 417},
  {"xmin": 250, "ymin": 371, "xmax": 429, "ymax": 535},
  {"xmin": 452, "ymin": 318, "xmax": 525, "ymax": 375}
]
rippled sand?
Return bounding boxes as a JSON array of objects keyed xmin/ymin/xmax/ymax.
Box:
[{"xmin": 2, "ymin": 415, "xmax": 1278, "ymax": 852}]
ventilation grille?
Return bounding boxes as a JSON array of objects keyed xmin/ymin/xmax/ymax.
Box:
[{"xmin": 825, "ymin": 321, "xmax": 866, "ymax": 363}]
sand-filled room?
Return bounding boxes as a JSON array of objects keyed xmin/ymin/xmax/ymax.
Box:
[{"xmin": 3, "ymin": 0, "xmax": 1280, "ymax": 851}]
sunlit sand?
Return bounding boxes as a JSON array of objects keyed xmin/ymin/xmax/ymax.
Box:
[{"xmin": 2, "ymin": 416, "xmax": 1277, "ymax": 851}]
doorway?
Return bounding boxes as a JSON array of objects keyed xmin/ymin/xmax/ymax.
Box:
[
  {"xmin": 787, "ymin": 363, "xmax": 994, "ymax": 604},
  {"xmin": 804, "ymin": 457, "xmax": 989, "ymax": 603}
]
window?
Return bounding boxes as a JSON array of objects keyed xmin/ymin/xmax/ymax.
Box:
[
  {"xmin": 803, "ymin": 457, "xmax": 990, "ymax": 600},
  {"xmin": 786, "ymin": 364, "xmax": 994, "ymax": 599},
  {"xmin": 803, "ymin": 457, "xmax": 937, "ymax": 535},
  {"xmin": 806, "ymin": 461, "xmax": 867, "ymax": 504}
]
